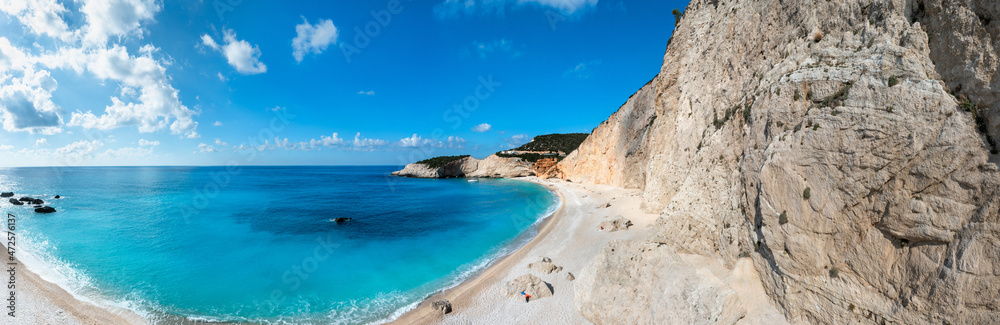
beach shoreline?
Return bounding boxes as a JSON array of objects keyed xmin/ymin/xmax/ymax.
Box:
[{"xmin": 1, "ymin": 241, "xmax": 146, "ymax": 325}]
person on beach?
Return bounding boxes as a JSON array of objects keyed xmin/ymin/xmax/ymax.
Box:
[{"xmin": 521, "ymin": 291, "xmax": 531, "ymax": 303}]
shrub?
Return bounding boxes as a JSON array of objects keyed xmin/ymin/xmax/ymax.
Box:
[
  {"xmin": 779, "ymin": 211, "xmax": 788, "ymax": 225},
  {"xmin": 794, "ymin": 90, "xmax": 801, "ymax": 101},
  {"xmin": 959, "ymin": 98, "xmax": 976, "ymax": 112},
  {"xmin": 416, "ymin": 155, "xmax": 471, "ymax": 168},
  {"xmin": 803, "ymin": 187, "xmax": 811, "ymax": 200},
  {"xmin": 829, "ymin": 267, "xmax": 839, "ymax": 278},
  {"xmin": 888, "ymin": 76, "xmax": 899, "ymax": 87}
]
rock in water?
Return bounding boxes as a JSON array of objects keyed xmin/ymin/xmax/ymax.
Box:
[
  {"xmin": 34, "ymin": 206, "xmax": 56, "ymax": 213},
  {"xmin": 18, "ymin": 197, "xmax": 33, "ymax": 202},
  {"xmin": 9, "ymin": 198, "xmax": 23, "ymax": 205},
  {"xmin": 331, "ymin": 217, "xmax": 352, "ymax": 224},
  {"xmin": 30, "ymin": 199, "xmax": 43, "ymax": 205},
  {"xmin": 598, "ymin": 217, "xmax": 633, "ymax": 232},
  {"xmin": 0, "ymin": 192, "xmax": 12, "ymax": 198},
  {"xmin": 504, "ymin": 274, "xmax": 553, "ymax": 300},
  {"xmin": 431, "ymin": 299, "xmax": 452, "ymax": 315},
  {"xmin": 54, "ymin": 195, "xmax": 60, "ymax": 199},
  {"xmin": 528, "ymin": 257, "xmax": 563, "ymax": 274}
]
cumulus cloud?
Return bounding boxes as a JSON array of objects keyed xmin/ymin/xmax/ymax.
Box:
[
  {"xmin": 353, "ymin": 132, "xmax": 387, "ymax": 148},
  {"xmin": 0, "ymin": 144, "xmax": 12, "ymax": 151},
  {"xmin": 503, "ymin": 134, "xmax": 531, "ymax": 148},
  {"xmin": 0, "ymin": 0, "xmax": 73, "ymax": 41},
  {"xmin": 471, "ymin": 123, "xmax": 492, "ymax": 132},
  {"xmin": 80, "ymin": 0, "xmax": 161, "ymax": 45},
  {"xmin": 397, "ymin": 134, "xmax": 466, "ymax": 149},
  {"xmin": 435, "ymin": 0, "xmax": 598, "ymax": 18},
  {"xmin": 55, "ymin": 45, "xmax": 198, "ymax": 137},
  {"xmin": 138, "ymin": 138, "xmax": 159, "ymax": 146},
  {"xmin": 35, "ymin": 138, "xmax": 47, "ymax": 146},
  {"xmin": 356, "ymin": 90, "xmax": 375, "ymax": 96},
  {"xmin": 214, "ymin": 138, "xmax": 227, "ymax": 146},
  {"xmin": 197, "ymin": 143, "xmax": 218, "ymax": 153},
  {"xmin": 202, "ymin": 29, "xmax": 267, "ymax": 74},
  {"xmin": 55, "ymin": 139, "xmax": 104, "ymax": 157},
  {"xmin": 292, "ymin": 17, "xmax": 338, "ymax": 63},
  {"xmin": 213, "ymin": 121, "xmax": 223, "ymax": 126}
]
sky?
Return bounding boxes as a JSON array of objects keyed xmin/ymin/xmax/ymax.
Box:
[{"xmin": 0, "ymin": 0, "xmax": 685, "ymax": 166}]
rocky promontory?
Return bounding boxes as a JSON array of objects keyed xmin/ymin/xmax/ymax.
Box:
[{"xmin": 391, "ymin": 154, "xmax": 534, "ymax": 178}]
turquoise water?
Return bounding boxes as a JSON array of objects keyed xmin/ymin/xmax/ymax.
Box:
[{"xmin": 0, "ymin": 166, "xmax": 557, "ymax": 324}]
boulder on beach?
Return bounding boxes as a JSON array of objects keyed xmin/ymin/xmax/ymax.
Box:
[
  {"xmin": 0, "ymin": 192, "xmax": 12, "ymax": 198},
  {"xmin": 34, "ymin": 206, "xmax": 56, "ymax": 213},
  {"xmin": 431, "ymin": 299, "xmax": 452, "ymax": 315},
  {"xmin": 528, "ymin": 257, "xmax": 563, "ymax": 274},
  {"xmin": 504, "ymin": 274, "xmax": 553, "ymax": 301},
  {"xmin": 598, "ymin": 217, "xmax": 633, "ymax": 232},
  {"xmin": 9, "ymin": 198, "xmax": 23, "ymax": 205},
  {"xmin": 567, "ymin": 272, "xmax": 575, "ymax": 281}
]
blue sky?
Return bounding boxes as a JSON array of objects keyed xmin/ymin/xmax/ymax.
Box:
[{"xmin": 0, "ymin": 0, "xmax": 684, "ymax": 166}]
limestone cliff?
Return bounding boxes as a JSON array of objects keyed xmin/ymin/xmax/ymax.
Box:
[
  {"xmin": 561, "ymin": 0, "xmax": 1000, "ymax": 324},
  {"xmin": 391, "ymin": 155, "xmax": 534, "ymax": 178}
]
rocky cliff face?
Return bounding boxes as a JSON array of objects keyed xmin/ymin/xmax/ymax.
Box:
[
  {"xmin": 561, "ymin": 0, "xmax": 1000, "ymax": 323},
  {"xmin": 391, "ymin": 155, "xmax": 534, "ymax": 178}
]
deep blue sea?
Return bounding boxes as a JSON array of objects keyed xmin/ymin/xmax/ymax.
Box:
[{"xmin": 0, "ymin": 166, "xmax": 557, "ymax": 324}]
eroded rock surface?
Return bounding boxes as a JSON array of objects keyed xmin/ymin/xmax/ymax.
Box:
[
  {"xmin": 391, "ymin": 154, "xmax": 534, "ymax": 178},
  {"xmin": 558, "ymin": 0, "xmax": 1000, "ymax": 323}
]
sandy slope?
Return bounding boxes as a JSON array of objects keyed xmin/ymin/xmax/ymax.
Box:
[{"xmin": 391, "ymin": 177, "xmax": 660, "ymax": 324}]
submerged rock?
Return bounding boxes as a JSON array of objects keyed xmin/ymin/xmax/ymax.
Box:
[
  {"xmin": 0, "ymin": 192, "xmax": 12, "ymax": 198},
  {"xmin": 504, "ymin": 274, "xmax": 553, "ymax": 301},
  {"xmin": 9, "ymin": 198, "xmax": 23, "ymax": 205},
  {"xmin": 331, "ymin": 217, "xmax": 352, "ymax": 224},
  {"xmin": 431, "ymin": 299, "xmax": 452, "ymax": 315},
  {"xmin": 34, "ymin": 206, "xmax": 56, "ymax": 213}
]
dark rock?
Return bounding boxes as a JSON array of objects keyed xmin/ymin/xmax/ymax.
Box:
[
  {"xmin": 9, "ymin": 198, "xmax": 23, "ymax": 205},
  {"xmin": 31, "ymin": 199, "xmax": 44, "ymax": 205},
  {"xmin": 0, "ymin": 192, "xmax": 12, "ymax": 198},
  {"xmin": 54, "ymin": 195, "xmax": 60, "ymax": 199},
  {"xmin": 432, "ymin": 299, "xmax": 452, "ymax": 315},
  {"xmin": 34, "ymin": 206, "xmax": 56, "ymax": 213},
  {"xmin": 18, "ymin": 197, "xmax": 33, "ymax": 202},
  {"xmin": 331, "ymin": 217, "xmax": 353, "ymax": 224}
]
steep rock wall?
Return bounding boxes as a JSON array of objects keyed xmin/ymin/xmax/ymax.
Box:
[{"xmin": 561, "ymin": 0, "xmax": 1000, "ymax": 323}]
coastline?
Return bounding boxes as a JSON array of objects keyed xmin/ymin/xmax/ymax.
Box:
[{"xmin": 1, "ymin": 241, "xmax": 146, "ymax": 325}]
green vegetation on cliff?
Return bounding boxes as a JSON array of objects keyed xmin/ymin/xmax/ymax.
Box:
[
  {"xmin": 496, "ymin": 133, "xmax": 590, "ymax": 162},
  {"xmin": 415, "ymin": 155, "xmax": 470, "ymax": 168}
]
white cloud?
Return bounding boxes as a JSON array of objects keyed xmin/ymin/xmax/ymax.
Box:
[
  {"xmin": 398, "ymin": 134, "xmax": 425, "ymax": 148},
  {"xmin": 353, "ymin": 132, "xmax": 387, "ymax": 148},
  {"xmin": 80, "ymin": 0, "xmax": 161, "ymax": 45},
  {"xmin": 356, "ymin": 90, "xmax": 375, "ymax": 96},
  {"xmin": 202, "ymin": 29, "xmax": 267, "ymax": 75},
  {"xmin": 564, "ymin": 60, "xmax": 601, "ymax": 79},
  {"xmin": 472, "ymin": 39, "xmax": 520, "ymax": 58},
  {"xmin": 503, "ymin": 134, "xmax": 530, "ymax": 148},
  {"xmin": 216, "ymin": 72, "xmax": 227, "ymax": 81},
  {"xmin": 0, "ymin": 0, "xmax": 73, "ymax": 41},
  {"xmin": 0, "ymin": 144, "xmax": 12, "ymax": 151},
  {"xmin": 54, "ymin": 44, "xmax": 198, "ymax": 136},
  {"xmin": 35, "ymin": 138, "xmax": 47, "ymax": 146},
  {"xmin": 292, "ymin": 17, "xmax": 338, "ymax": 63},
  {"xmin": 447, "ymin": 136, "xmax": 466, "ymax": 149},
  {"xmin": 397, "ymin": 134, "xmax": 460, "ymax": 149},
  {"xmin": 213, "ymin": 121, "xmax": 223, "ymax": 126},
  {"xmin": 55, "ymin": 139, "xmax": 104, "ymax": 157},
  {"xmin": 197, "ymin": 143, "xmax": 218, "ymax": 153},
  {"xmin": 435, "ymin": 0, "xmax": 598, "ymax": 18},
  {"xmin": 185, "ymin": 131, "xmax": 200, "ymax": 138},
  {"xmin": 471, "ymin": 123, "xmax": 492, "ymax": 132},
  {"xmin": 269, "ymin": 106, "xmax": 285, "ymax": 111},
  {"xmin": 214, "ymin": 138, "xmax": 227, "ymax": 146},
  {"xmin": 137, "ymin": 138, "xmax": 159, "ymax": 146}
]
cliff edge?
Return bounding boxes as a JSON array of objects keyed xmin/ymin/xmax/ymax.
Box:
[
  {"xmin": 559, "ymin": 0, "xmax": 1000, "ymax": 324},
  {"xmin": 391, "ymin": 154, "xmax": 535, "ymax": 178}
]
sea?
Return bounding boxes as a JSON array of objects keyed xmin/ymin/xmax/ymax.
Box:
[{"xmin": 0, "ymin": 166, "xmax": 558, "ymax": 324}]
